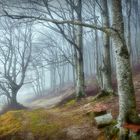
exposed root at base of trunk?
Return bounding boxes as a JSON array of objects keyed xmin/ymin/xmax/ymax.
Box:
[
  {"xmin": 100, "ymin": 124, "xmax": 140, "ymax": 140},
  {"xmin": 97, "ymin": 125, "xmax": 119, "ymax": 140},
  {"xmin": 76, "ymin": 92, "xmax": 86, "ymax": 101},
  {"xmin": 93, "ymin": 90, "xmax": 115, "ymax": 101}
]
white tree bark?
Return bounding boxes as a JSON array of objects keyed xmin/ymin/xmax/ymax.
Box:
[{"xmin": 112, "ymin": 0, "xmax": 140, "ymax": 126}]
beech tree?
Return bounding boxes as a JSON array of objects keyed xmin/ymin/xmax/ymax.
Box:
[
  {"xmin": 30, "ymin": 32, "xmax": 75, "ymax": 95},
  {"xmin": 0, "ymin": 18, "xmax": 32, "ymax": 106},
  {"xmin": 37, "ymin": 0, "xmax": 86, "ymax": 98},
  {"xmin": 111, "ymin": 0, "xmax": 140, "ymax": 138}
]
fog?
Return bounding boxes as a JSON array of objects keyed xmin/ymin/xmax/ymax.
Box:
[{"xmin": 0, "ymin": 0, "xmax": 139, "ymax": 109}]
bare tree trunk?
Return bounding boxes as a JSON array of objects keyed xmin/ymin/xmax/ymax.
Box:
[
  {"xmin": 112, "ymin": 0, "xmax": 140, "ymax": 138},
  {"xmin": 93, "ymin": 2, "xmax": 102, "ymax": 89},
  {"xmin": 75, "ymin": 0, "xmax": 85, "ymax": 99},
  {"xmin": 101, "ymin": 0, "xmax": 113, "ymax": 94},
  {"xmin": 10, "ymin": 88, "xmax": 19, "ymax": 106},
  {"xmin": 94, "ymin": 30, "xmax": 102, "ymax": 87},
  {"xmin": 125, "ymin": 0, "xmax": 134, "ymax": 67},
  {"xmin": 50, "ymin": 64, "xmax": 56, "ymax": 89},
  {"xmin": 11, "ymin": 94, "xmax": 17, "ymax": 105}
]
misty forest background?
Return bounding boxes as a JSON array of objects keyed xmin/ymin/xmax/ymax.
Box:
[
  {"xmin": 0, "ymin": 0, "xmax": 140, "ymax": 139},
  {"xmin": 0, "ymin": 0, "xmax": 139, "ymax": 107}
]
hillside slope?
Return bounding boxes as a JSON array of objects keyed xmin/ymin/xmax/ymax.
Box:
[{"xmin": 0, "ymin": 73, "xmax": 140, "ymax": 140}]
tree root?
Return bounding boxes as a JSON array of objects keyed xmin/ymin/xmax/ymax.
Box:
[{"xmin": 93, "ymin": 90, "xmax": 115, "ymax": 101}]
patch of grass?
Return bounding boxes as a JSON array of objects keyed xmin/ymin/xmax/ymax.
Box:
[
  {"xmin": 0, "ymin": 106, "xmax": 87, "ymax": 139},
  {"xmin": 25, "ymin": 109, "xmax": 61, "ymax": 137},
  {"xmin": 0, "ymin": 93, "xmax": 115, "ymax": 140},
  {"xmin": 0, "ymin": 111, "xmax": 23, "ymax": 137},
  {"xmin": 65, "ymin": 99, "xmax": 76, "ymax": 107}
]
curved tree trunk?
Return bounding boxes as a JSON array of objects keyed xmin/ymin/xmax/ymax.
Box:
[
  {"xmin": 112, "ymin": 0, "xmax": 140, "ymax": 125},
  {"xmin": 111, "ymin": 0, "xmax": 140, "ymax": 139}
]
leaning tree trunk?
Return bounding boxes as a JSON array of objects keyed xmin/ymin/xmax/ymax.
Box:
[
  {"xmin": 112, "ymin": 0, "xmax": 140, "ymax": 138},
  {"xmin": 101, "ymin": 0, "xmax": 113, "ymax": 94},
  {"xmin": 75, "ymin": 0, "xmax": 85, "ymax": 99}
]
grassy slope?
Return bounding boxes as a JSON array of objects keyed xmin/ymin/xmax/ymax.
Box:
[
  {"xmin": 0, "ymin": 73, "xmax": 140, "ymax": 140},
  {"xmin": 0, "ymin": 95, "xmax": 119, "ymax": 140}
]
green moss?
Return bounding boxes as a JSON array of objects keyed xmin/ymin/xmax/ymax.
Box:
[
  {"xmin": 65, "ymin": 99, "xmax": 76, "ymax": 106},
  {"xmin": 25, "ymin": 110, "xmax": 61, "ymax": 137},
  {"xmin": 0, "ymin": 103, "xmax": 89, "ymax": 139}
]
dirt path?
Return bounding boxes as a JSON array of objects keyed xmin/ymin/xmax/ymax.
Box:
[{"xmin": 25, "ymin": 92, "xmax": 74, "ymax": 109}]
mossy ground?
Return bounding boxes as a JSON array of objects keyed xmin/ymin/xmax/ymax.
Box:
[
  {"xmin": 0, "ymin": 99, "xmax": 94, "ymax": 140},
  {"xmin": 1, "ymin": 93, "xmax": 139, "ymax": 140},
  {"xmin": 1, "ymin": 73, "xmax": 140, "ymax": 139}
]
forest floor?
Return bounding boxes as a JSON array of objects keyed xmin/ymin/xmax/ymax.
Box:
[{"xmin": 0, "ymin": 73, "xmax": 140, "ymax": 140}]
